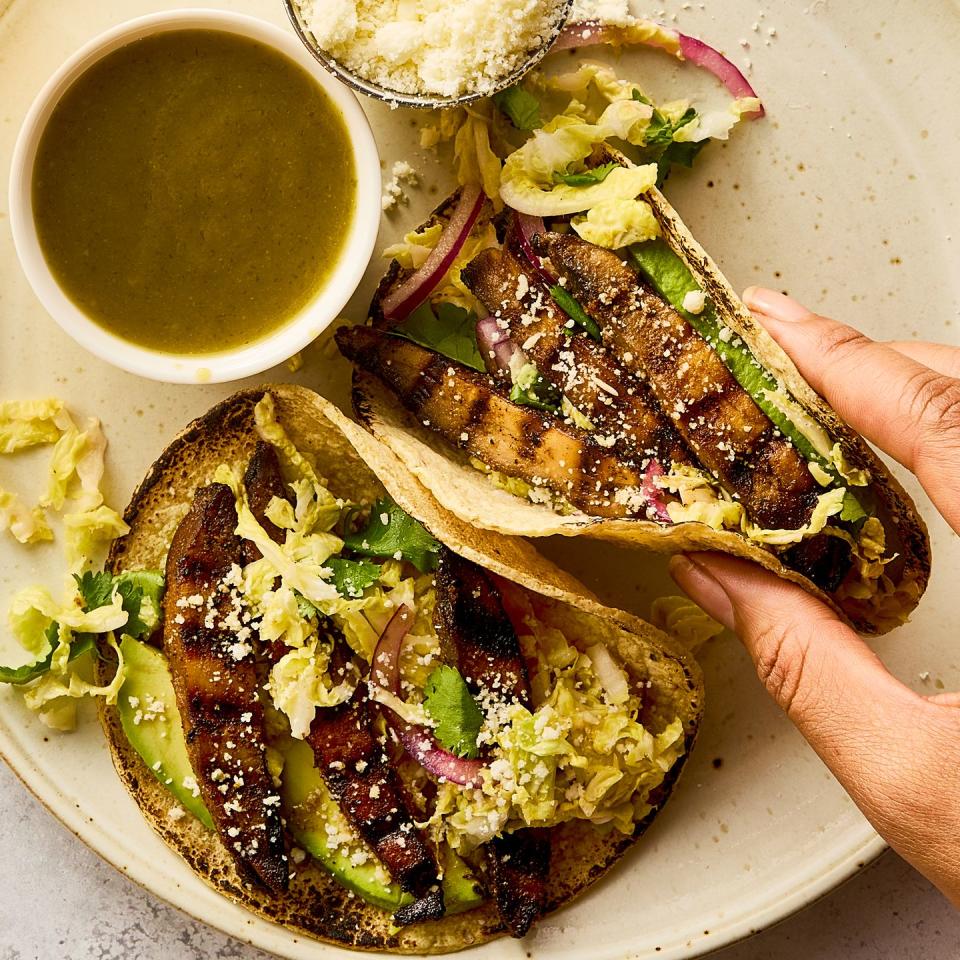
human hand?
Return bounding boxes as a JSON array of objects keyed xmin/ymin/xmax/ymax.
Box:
[{"xmin": 668, "ymin": 287, "xmax": 960, "ymax": 905}]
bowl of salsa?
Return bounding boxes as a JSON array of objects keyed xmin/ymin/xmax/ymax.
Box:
[{"xmin": 8, "ymin": 9, "xmax": 381, "ymax": 383}]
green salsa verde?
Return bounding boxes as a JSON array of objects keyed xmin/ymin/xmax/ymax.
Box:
[{"xmin": 32, "ymin": 30, "xmax": 357, "ymax": 355}]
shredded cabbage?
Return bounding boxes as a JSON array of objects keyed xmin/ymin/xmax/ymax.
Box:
[
  {"xmin": 0, "ymin": 489, "xmax": 52, "ymax": 544},
  {"xmin": 22, "ymin": 633, "xmax": 126, "ymax": 732},
  {"xmin": 63, "ymin": 506, "xmax": 128, "ymax": 572},
  {"xmin": 454, "ymin": 103, "xmax": 504, "ymax": 205},
  {"xmin": 429, "ymin": 619, "xmax": 685, "ymax": 850},
  {"xmin": 267, "ymin": 637, "xmax": 354, "ymax": 740},
  {"xmin": 674, "ymin": 97, "xmax": 763, "ymax": 143},
  {"xmin": 650, "ymin": 596, "xmax": 724, "ymax": 652},
  {"xmin": 0, "ymin": 399, "xmax": 64, "ymax": 452},
  {"xmin": 499, "ymin": 105, "xmax": 658, "ymax": 216},
  {"xmin": 572, "ymin": 197, "xmax": 660, "ymax": 248},
  {"xmin": 0, "ymin": 400, "xmax": 113, "ymax": 547},
  {"xmin": 5, "ymin": 583, "xmax": 130, "ymax": 731}
]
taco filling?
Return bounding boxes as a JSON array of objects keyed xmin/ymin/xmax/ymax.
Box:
[
  {"xmin": 333, "ymin": 51, "xmax": 928, "ymax": 633},
  {"xmin": 73, "ymin": 394, "xmax": 692, "ymax": 938}
]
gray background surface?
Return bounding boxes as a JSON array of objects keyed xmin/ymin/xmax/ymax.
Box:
[{"xmin": 2, "ymin": 763, "xmax": 957, "ymax": 960}]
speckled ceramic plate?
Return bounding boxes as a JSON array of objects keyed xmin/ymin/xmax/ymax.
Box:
[{"xmin": 1, "ymin": 1, "xmax": 958, "ymax": 958}]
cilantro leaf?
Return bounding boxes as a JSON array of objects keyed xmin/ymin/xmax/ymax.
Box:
[
  {"xmin": 73, "ymin": 569, "xmax": 164, "ymax": 639},
  {"xmin": 342, "ymin": 498, "xmax": 441, "ymax": 573},
  {"xmin": 551, "ymin": 162, "xmax": 618, "ymax": 187},
  {"xmin": 74, "ymin": 570, "xmax": 114, "ymax": 611},
  {"xmin": 0, "ymin": 623, "xmax": 95, "ymax": 686},
  {"xmin": 656, "ymin": 139, "xmax": 708, "ymax": 186},
  {"xmin": 327, "ymin": 557, "xmax": 381, "ymax": 599},
  {"xmin": 423, "ymin": 665, "xmax": 483, "ymax": 759},
  {"xmin": 549, "ymin": 286, "xmax": 602, "ymax": 341},
  {"xmin": 492, "ymin": 86, "xmax": 542, "ymax": 131},
  {"xmin": 393, "ymin": 302, "xmax": 486, "ymax": 373}
]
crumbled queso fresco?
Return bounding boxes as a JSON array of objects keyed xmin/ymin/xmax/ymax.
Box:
[{"xmin": 298, "ymin": 0, "xmax": 565, "ymax": 98}]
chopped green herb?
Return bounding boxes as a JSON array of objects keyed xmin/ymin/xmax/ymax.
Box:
[
  {"xmin": 492, "ymin": 86, "xmax": 542, "ymax": 131},
  {"xmin": 423, "ymin": 665, "xmax": 483, "ymax": 759},
  {"xmin": 295, "ymin": 592, "xmax": 319, "ymax": 621},
  {"xmin": 0, "ymin": 623, "xmax": 93, "ymax": 686},
  {"xmin": 656, "ymin": 139, "xmax": 708, "ymax": 185},
  {"xmin": 549, "ymin": 285, "xmax": 602, "ymax": 341},
  {"xmin": 630, "ymin": 91, "xmax": 705, "ymax": 183},
  {"xmin": 552, "ymin": 162, "xmax": 618, "ymax": 187},
  {"xmin": 343, "ymin": 497, "xmax": 441, "ymax": 573},
  {"xmin": 1, "ymin": 569, "xmax": 164, "ymax": 685},
  {"xmin": 74, "ymin": 569, "xmax": 163, "ymax": 640},
  {"xmin": 393, "ymin": 302, "xmax": 486, "ymax": 373},
  {"xmin": 327, "ymin": 557, "xmax": 381, "ymax": 599},
  {"xmin": 73, "ymin": 570, "xmax": 114, "ymax": 611}
]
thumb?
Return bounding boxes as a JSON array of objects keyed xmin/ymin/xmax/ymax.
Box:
[
  {"xmin": 669, "ymin": 554, "xmax": 943, "ymax": 828},
  {"xmin": 668, "ymin": 552, "xmax": 911, "ymax": 732},
  {"xmin": 671, "ymin": 551, "xmax": 960, "ymax": 904}
]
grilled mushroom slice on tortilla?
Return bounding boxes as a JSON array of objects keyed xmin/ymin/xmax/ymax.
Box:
[
  {"xmin": 434, "ymin": 548, "xmax": 549, "ymax": 937},
  {"xmin": 162, "ymin": 482, "xmax": 288, "ymax": 893},
  {"xmin": 531, "ymin": 232, "xmax": 823, "ymax": 532},
  {"xmin": 335, "ymin": 325, "xmax": 651, "ymax": 519},
  {"xmin": 307, "ymin": 688, "xmax": 446, "ymax": 925},
  {"xmin": 462, "ymin": 247, "xmax": 690, "ymax": 469},
  {"xmin": 241, "ymin": 441, "xmax": 445, "ymax": 923}
]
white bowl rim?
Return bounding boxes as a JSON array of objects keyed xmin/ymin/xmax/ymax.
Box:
[{"xmin": 8, "ymin": 7, "xmax": 381, "ymax": 385}]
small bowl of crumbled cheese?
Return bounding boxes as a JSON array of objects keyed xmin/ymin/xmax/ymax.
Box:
[{"xmin": 284, "ymin": 0, "xmax": 572, "ymax": 107}]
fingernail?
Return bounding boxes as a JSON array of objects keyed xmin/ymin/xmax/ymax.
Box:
[
  {"xmin": 742, "ymin": 286, "xmax": 811, "ymax": 323},
  {"xmin": 668, "ymin": 555, "xmax": 735, "ymax": 631}
]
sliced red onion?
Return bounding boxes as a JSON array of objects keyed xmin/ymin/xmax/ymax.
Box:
[
  {"xmin": 370, "ymin": 606, "xmax": 487, "ymax": 787},
  {"xmin": 552, "ymin": 21, "xmax": 763, "ymax": 120},
  {"xmin": 382, "ymin": 184, "xmax": 486, "ymax": 323},
  {"xmin": 476, "ymin": 315, "xmax": 524, "ymax": 374},
  {"xmin": 512, "ymin": 212, "xmax": 558, "ymax": 287},
  {"xmin": 642, "ymin": 459, "xmax": 673, "ymax": 524},
  {"xmin": 371, "ymin": 604, "xmax": 413, "ymax": 695},
  {"xmin": 383, "ymin": 706, "xmax": 486, "ymax": 787},
  {"xmin": 677, "ymin": 34, "xmax": 765, "ymax": 117}
]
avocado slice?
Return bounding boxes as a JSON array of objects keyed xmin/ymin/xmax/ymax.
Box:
[
  {"xmin": 117, "ymin": 635, "xmax": 214, "ymax": 830},
  {"xmin": 117, "ymin": 636, "xmax": 484, "ymax": 914},
  {"xmin": 629, "ymin": 240, "xmax": 867, "ymax": 523},
  {"xmin": 280, "ymin": 737, "xmax": 484, "ymax": 915}
]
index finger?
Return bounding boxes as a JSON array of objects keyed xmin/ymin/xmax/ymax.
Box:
[{"xmin": 743, "ymin": 287, "xmax": 960, "ymax": 529}]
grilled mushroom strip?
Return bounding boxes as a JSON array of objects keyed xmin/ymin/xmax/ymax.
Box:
[
  {"xmin": 463, "ymin": 247, "xmax": 690, "ymax": 468},
  {"xmin": 241, "ymin": 442, "xmax": 444, "ymax": 923},
  {"xmin": 241, "ymin": 440, "xmax": 288, "ymax": 566},
  {"xmin": 163, "ymin": 483, "xmax": 288, "ymax": 893},
  {"xmin": 336, "ymin": 325, "xmax": 651, "ymax": 518},
  {"xmin": 532, "ymin": 232, "xmax": 821, "ymax": 530},
  {"xmin": 434, "ymin": 549, "xmax": 550, "ymax": 938},
  {"xmin": 307, "ymin": 689, "xmax": 445, "ymax": 925},
  {"xmin": 532, "ymin": 232, "xmax": 853, "ymax": 589},
  {"xmin": 485, "ymin": 828, "xmax": 553, "ymax": 940}
]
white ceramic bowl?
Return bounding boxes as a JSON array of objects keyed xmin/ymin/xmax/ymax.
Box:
[{"xmin": 8, "ymin": 8, "xmax": 381, "ymax": 384}]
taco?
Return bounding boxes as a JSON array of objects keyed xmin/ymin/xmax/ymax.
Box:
[
  {"xmin": 97, "ymin": 384, "xmax": 703, "ymax": 952},
  {"xmin": 335, "ymin": 167, "xmax": 930, "ymax": 636}
]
